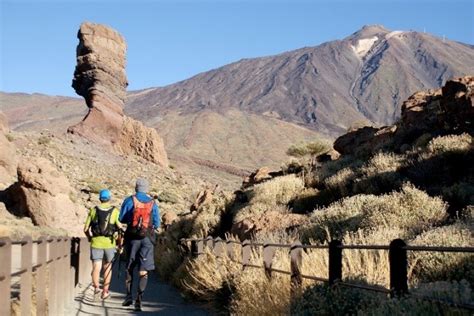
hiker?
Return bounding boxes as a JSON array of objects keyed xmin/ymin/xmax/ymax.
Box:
[
  {"xmin": 83, "ymin": 189, "xmax": 122, "ymax": 300},
  {"xmin": 119, "ymin": 178, "xmax": 160, "ymax": 311}
]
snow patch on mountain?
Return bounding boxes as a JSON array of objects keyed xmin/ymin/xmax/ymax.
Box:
[{"xmin": 351, "ymin": 36, "xmax": 378, "ymax": 58}]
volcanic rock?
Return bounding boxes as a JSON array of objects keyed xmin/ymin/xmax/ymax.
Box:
[
  {"xmin": 69, "ymin": 22, "xmax": 168, "ymax": 166},
  {"xmin": 333, "ymin": 76, "xmax": 474, "ymax": 156},
  {"xmin": 231, "ymin": 210, "xmax": 308, "ymax": 240},
  {"xmin": 0, "ymin": 112, "xmax": 18, "ymax": 187},
  {"xmin": 333, "ymin": 125, "xmax": 397, "ymax": 156},
  {"xmin": 12, "ymin": 158, "xmax": 85, "ymax": 236}
]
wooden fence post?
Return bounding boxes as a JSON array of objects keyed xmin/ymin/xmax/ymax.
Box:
[
  {"xmin": 329, "ymin": 240, "xmax": 342, "ymax": 285},
  {"xmin": 205, "ymin": 236, "xmax": 214, "ymax": 251},
  {"xmin": 263, "ymin": 242, "xmax": 276, "ymax": 278},
  {"xmin": 197, "ymin": 239, "xmax": 204, "ymax": 256},
  {"xmin": 226, "ymin": 240, "xmax": 236, "ymax": 259},
  {"xmin": 20, "ymin": 236, "xmax": 32, "ymax": 316},
  {"xmin": 389, "ymin": 239, "xmax": 408, "ymax": 297},
  {"xmin": 57, "ymin": 238, "xmax": 66, "ymax": 314},
  {"xmin": 0, "ymin": 237, "xmax": 11, "ymax": 316},
  {"xmin": 190, "ymin": 240, "xmax": 198, "ymax": 258},
  {"xmin": 78, "ymin": 238, "xmax": 89, "ymax": 286},
  {"xmin": 214, "ymin": 238, "xmax": 226, "ymax": 258},
  {"xmin": 290, "ymin": 242, "xmax": 303, "ymax": 288},
  {"xmin": 36, "ymin": 237, "xmax": 47, "ymax": 316},
  {"xmin": 241, "ymin": 240, "xmax": 251, "ymax": 269},
  {"xmin": 48, "ymin": 238, "xmax": 57, "ymax": 315}
]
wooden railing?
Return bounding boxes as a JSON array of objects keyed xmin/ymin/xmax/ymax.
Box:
[
  {"xmin": 180, "ymin": 237, "xmax": 474, "ymax": 311},
  {"xmin": 0, "ymin": 236, "xmax": 90, "ymax": 315}
]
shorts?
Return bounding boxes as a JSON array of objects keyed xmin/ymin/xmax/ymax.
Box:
[
  {"xmin": 125, "ymin": 237, "xmax": 155, "ymax": 272},
  {"xmin": 90, "ymin": 247, "xmax": 116, "ymax": 263}
]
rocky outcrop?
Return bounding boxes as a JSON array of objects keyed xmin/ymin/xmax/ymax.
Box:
[
  {"xmin": 0, "ymin": 112, "xmax": 18, "ymax": 188},
  {"xmin": 334, "ymin": 76, "xmax": 474, "ymax": 156},
  {"xmin": 242, "ymin": 167, "xmax": 285, "ymax": 189},
  {"xmin": 9, "ymin": 158, "xmax": 85, "ymax": 236},
  {"xmin": 333, "ymin": 125, "xmax": 397, "ymax": 156},
  {"xmin": 161, "ymin": 211, "xmax": 178, "ymax": 230},
  {"xmin": 69, "ymin": 22, "xmax": 168, "ymax": 167},
  {"xmin": 117, "ymin": 117, "xmax": 169, "ymax": 166},
  {"xmin": 231, "ymin": 210, "xmax": 308, "ymax": 240},
  {"xmin": 190, "ymin": 184, "xmax": 219, "ymax": 213}
]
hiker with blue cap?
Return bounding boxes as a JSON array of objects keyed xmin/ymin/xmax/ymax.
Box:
[
  {"xmin": 119, "ymin": 178, "xmax": 160, "ymax": 311},
  {"xmin": 84, "ymin": 189, "xmax": 122, "ymax": 301}
]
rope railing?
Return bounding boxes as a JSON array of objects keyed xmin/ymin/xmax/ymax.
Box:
[
  {"xmin": 0, "ymin": 236, "xmax": 91, "ymax": 315},
  {"xmin": 179, "ymin": 236, "xmax": 474, "ymax": 311}
]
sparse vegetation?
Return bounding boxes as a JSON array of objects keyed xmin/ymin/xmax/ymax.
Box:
[
  {"xmin": 37, "ymin": 135, "xmax": 51, "ymax": 145},
  {"xmin": 161, "ymin": 129, "xmax": 473, "ymax": 315}
]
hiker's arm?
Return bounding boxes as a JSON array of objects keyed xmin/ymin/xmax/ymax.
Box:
[
  {"xmin": 119, "ymin": 197, "xmax": 133, "ymax": 224},
  {"xmin": 152, "ymin": 203, "xmax": 160, "ymax": 230},
  {"xmin": 83, "ymin": 209, "xmax": 93, "ymax": 241}
]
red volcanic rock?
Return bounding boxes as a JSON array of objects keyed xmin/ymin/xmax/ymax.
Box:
[{"xmin": 69, "ymin": 22, "xmax": 168, "ymax": 166}]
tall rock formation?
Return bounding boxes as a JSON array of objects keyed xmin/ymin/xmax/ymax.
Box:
[
  {"xmin": 0, "ymin": 112, "xmax": 18, "ymax": 188},
  {"xmin": 69, "ymin": 22, "xmax": 168, "ymax": 167}
]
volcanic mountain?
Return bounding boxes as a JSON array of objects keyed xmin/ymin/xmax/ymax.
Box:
[
  {"xmin": 1, "ymin": 25, "xmax": 473, "ymax": 174},
  {"xmin": 127, "ymin": 25, "xmax": 474, "ymax": 136}
]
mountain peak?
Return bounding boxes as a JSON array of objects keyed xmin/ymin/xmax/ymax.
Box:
[{"xmin": 350, "ymin": 24, "xmax": 390, "ymax": 39}]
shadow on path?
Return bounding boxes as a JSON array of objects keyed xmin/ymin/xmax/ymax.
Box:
[{"xmin": 69, "ymin": 259, "xmax": 210, "ymax": 315}]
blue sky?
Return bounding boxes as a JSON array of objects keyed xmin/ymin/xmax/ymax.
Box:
[{"xmin": 1, "ymin": 0, "xmax": 473, "ymax": 97}]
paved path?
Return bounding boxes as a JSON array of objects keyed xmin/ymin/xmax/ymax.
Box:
[{"xmin": 69, "ymin": 262, "xmax": 210, "ymax": 316}]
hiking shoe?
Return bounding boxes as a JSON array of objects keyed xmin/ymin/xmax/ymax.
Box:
[
  {"xmin": 134, "ymin": 300, "xmax": 142, "ymax": 312},
  {"xmin": 101, "ymin": 290, "xmax": 111, "ymax": 300},
  {"xmin": 122, "ymin": 295, "xmax": 133, "ymax": 306}
]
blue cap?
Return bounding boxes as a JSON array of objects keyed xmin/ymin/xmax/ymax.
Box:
[{"xmin": 99, "ymin": 189, "xmax": 111, "ymax": 202}]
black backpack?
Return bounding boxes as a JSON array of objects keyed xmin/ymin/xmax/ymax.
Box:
[{"xmin": 91, "ymin": 206, "xmax": 116, "ymax": 237}]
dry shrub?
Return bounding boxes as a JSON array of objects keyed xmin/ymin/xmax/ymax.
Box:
[
  {"xmin": 249, "ymin": 174, "xmax": 304, "ymax": 206},
  {"xmin": 302, "ymin": 227, "xmax": 403, "ymax": 289},
  {"xmin": 361, "ymin": 280, "xmax": 473, "ymax": 316},
  {"xmin": 323, "ymin": 167, "xmax": 355, "ymax": 196},
  {"xmin": 408, "ymin": 222, "xmax": 474, "ymax": 284},
  {"xmin": 233, "ymin": 203, "xmax": 288, "ymax": 224},
  {"xmin": 231, "ymin": 249, "xmax": 291, "ymax": 315},
  {"xmin": 292, "ymin": 279, "xmax": 381, "ymax": 315},
  {"xmin": 307, "ymin": 183, "xmax": 447, "ymax": 242},
  {"xmin": 361, "ymin": 183, "xmax": 447, "ymax": 236},
  {"xmin": 290, "ymin": 188, "xmax": 320, "ymax": 214},
  {"xmin": 313, "ymin": 156, "xmax": 362, "ymax": 187},
  {"xmin": 354, "ymin": 152, "xmax": 405, "ymax": 194},
  {"xmin": 364, "ymin": 152, "xmax": 405, "ymax": 176},
  {"xmin": 178, "ymin": 248, "xmax": 240, "ymax": 303},
  {"xmin": 191, "ymin": 192, "xmax": 233, "ymax": 237},
  {"xmin": 442, "ymin": 182, "xmax": 474, "ymax": 207},
  {"xmin": 426, "ymin": 133, "xmax": 472, "ymax": 155},
  {"xmin": 154, "ymin": 240, "xmax": 184, "ymax": 281}
]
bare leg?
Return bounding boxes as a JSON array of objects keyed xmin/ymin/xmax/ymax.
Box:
[
  {"xmin": 102, "ymin": 261, "xmax": 112, "ymax": 293},
  {"xmin": 91, "ymin": 260, "xmax": 102, "ymax": 290}
]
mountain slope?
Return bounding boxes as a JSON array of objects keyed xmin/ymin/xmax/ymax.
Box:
[{"xmin": 127, "ymin": 25, "xmax": 474, "ymax": 136}]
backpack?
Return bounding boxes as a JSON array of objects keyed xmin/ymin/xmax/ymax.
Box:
[
  {"xmin": 127, "ymin": 196, "xmax": 154, "ymax": 239},
  {"xmin": 91, "ymin": 206, "xmax": 116, "ymax": 237}
]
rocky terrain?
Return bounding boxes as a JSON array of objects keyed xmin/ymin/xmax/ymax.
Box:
[
  {"xmin": 2, "ymin": 25, "xmax": 472, "ymax": 176},
  {"xmin": 0, "ymin": 23, "xmax": 199, "ymax": 239},
  {"xmin": 160, "ymin": 76, "xmax": 474, "ymax": 315},
  {"xmin": 69, "ymin": 22, "xmax": 168, "ymax": 167}
]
